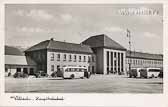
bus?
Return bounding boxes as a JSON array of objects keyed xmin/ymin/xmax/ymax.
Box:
[
  {"xmin": 57, "ymin": 66, "xmax": 91, "ymax": 79},
  {"xmin": 140, "ymin": 68, "xmax": 161, "ymax": 78}
]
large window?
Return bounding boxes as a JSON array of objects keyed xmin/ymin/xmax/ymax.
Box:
[
  {"xmin": 111, "ymin": 52, "xmax": 113, "ymax": 71},
  {"xmin": 118, "ymin": 53, "xmax": 120, "ymax": 72},
  {"xmin": 121, "ymin": 53, "xmax": 123, "ymax": 71},
  {"xmin": 107, "ymin": 51, "xmax": 109, "ymax": 66},
  {"xmin": 107, "ymin": 51, "xmax": 109, "ymax": 72}
]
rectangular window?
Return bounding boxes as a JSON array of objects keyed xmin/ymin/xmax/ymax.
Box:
[
  {"xmin": 29, "ymin": 68, "xmax": 34, "ymax": 75},
  {"xmin": 118, "ymin": 53, "xmax": 120, "ymax": 72},
  {"xmin": 84, "ymin": 56, "xmax": 86, "ymax": 62},
  {"xmin": 107, "ymin": 51, "xmax": 109, "ymax": 66},
  {"xmin": 64, "ymin": 54, "xmax": 66, "ymax": 61},
  {"xmin": 79, "ymin": 56, "xmax": 81, "ymax": 62},
  {"xmin": 121, "ymin": 53, "xmax": 123, "ymax": 71},
  {"xmin": 74, "ymin": 55, "xmax": 76, "ymax": 62},
  {"xmin": 51, "ymin": 53, "xmax": 54, "ymax": 61},
  {"xmin": 23, "ymin": 68, "xmax": 28, "ymax": 74},
  {"xmin": 92, "ymin": 56, "xmax": 95, "ymax": 62},
  {"xmin": 111, "ymin": 52, "xmax": 113, "ymax": 71},
  {"xmin": 88, "ymin": 56, "xmax": 91, "ymax": 62},
  {"xmin": 51, "ymin": 65, "xmax": 54, "ymax": 71},
  {"xmin": 114, "ymin": 52, "xmax": 116, "ymax": 58},
  {"xmin": 69, "ymin": 54, "xmax": 72, "ymax": 61},
  {"xmin": 16, "ymin": 68, "xmax": 21, "ymax": 72},
  {"xmin": 57, "ymin": 54, "xmax": 60, "ymax": 61},
  {"xmin": 57, "ymin": 65, "xmax": 60, "ymax": 71}
]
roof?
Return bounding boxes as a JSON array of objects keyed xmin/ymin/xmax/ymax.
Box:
[
  {"xmin": 126, "ymin": 51, "xmax": 163, "ymax": 60},
  {"xmin": 5, "ymin": 45, "xmax": 24, "ymax": 56},
  {"xmin": 82, "ymin": 34, "xmax": 126, "ymax": 51},
  {"xmin": 25, "ymin": 39, "xmax": 93, "ymax": 54},
  {"xmin": 5, "ymin": 55, "xmax": 36, "ymax": 65}
]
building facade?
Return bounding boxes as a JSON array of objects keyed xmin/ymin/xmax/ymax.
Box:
[
  {"xmin": 5, "ymin": 46, "xmax": 37, "ymax": 76},
  {"xmin": 6, "ymin": 34, "xmax": 163, "ymax": 76},
  {"xmin": 25, "ymin": 38, "xmax": 96, "ymax": 75},
  {"xmin": 82, "ymin": 34, "xmax": 127, "ymax": 74},
  {"xmin": 125, "ymin": 51, "xmax": 163, "ymax": 72}
]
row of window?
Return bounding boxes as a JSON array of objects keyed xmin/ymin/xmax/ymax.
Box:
[
  {"xmin": 126, "ymin": 58, "xmax": 162, "ymax": 65},
  {"xmin": 50, "ymin": 53, "xmax": 95, "ymax": 62},
  {"xmin": 51, "ymin": 65, "xmax": 95, "ymax": 72}
]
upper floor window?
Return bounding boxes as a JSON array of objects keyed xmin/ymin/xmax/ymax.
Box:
[
  {"xmin": 74, "ymin": 55, "xmax": 77, "ymax": 62},
  {"xmin": 64, "ymin": 54, "xmax": 66, "ymax": 61},
  {"xmin": 88, "ymin": 56, "xmax": 91, "ymax": 62},
  {"xmin": 92, "ymin": 56, "xmax": 95, "ymax": 62},
  {"xmin": 57, "ymin": 54, "xmax": 60, "ymax": 61},
  {"xmin": 83, "ymin": 56, "xmax": 86, "ymax": 62},
  {"xmin": 69, "ymin": 54, "xmax": 72, "ymax": 61},
  {"xmin": 79, "ymin": 56, "xmax": 81, "ymax": 62},
  {"xmin": 51, "ymin": 53, "xmax": 54, "ymax": 61}
]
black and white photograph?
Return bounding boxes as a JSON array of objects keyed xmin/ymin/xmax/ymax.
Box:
[
  {"xmin": 1, "ymin": 1, "xmax": 168, "ymax": 107},
  {"xmin": 4, "ymin": 4, "xmax": 163, "ymax": 93}
]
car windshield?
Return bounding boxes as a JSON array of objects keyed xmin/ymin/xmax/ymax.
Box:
[{"xmin": 148, "ymin": 69, "xmax": 160, "ymax": 72}]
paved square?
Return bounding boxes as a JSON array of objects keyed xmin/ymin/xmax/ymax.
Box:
[{"xmin": 5, "ymin": 75, "xmax": 163, "ymax": 93}]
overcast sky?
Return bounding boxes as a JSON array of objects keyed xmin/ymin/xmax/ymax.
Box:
[{"xmin": 5, "ymin": 4, "xmax": 163, "ymax": 54}]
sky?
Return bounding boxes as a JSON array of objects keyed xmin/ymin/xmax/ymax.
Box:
[{"xmin": 5, "ymin": 4, "xmax": 163, "ymax": 54}]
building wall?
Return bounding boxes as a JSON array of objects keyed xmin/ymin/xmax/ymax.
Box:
[
  {"xmin": 95, "ymin": 48, "xmax": 104, "ymax": 74},
  {"xmin": 103, "ymin": 48, "xmax": 126, "ymax": 75},
  {"xmin": 25, "ymin": 50, "xmax": 47, "ymax": 73},
  {"xmin": 125, "ymin": 57, "xmax": 163, "ymax": 71},
  {"xmin": 47, "ymin": 51, "xmax": 96, "ymax": 76},
  {"xmin": 5, "ymin": 64, "xmax": 37, "ymax": 76}
]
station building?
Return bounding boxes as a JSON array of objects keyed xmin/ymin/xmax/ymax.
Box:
[
  {"xmin": 82, "ymin": 34, "xmax": 127, "ymax": 74},
  {"xmin": 5, "ymin": 34, "xmax": 163, "ymax": 76}
]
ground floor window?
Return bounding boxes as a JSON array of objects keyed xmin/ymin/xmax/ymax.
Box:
[
  {"xmin": 92, "ymin": 66, "xmax": 95, "ymax": 74},
  {"xmin": 5, "ymin": 68, "xmax": 8, "ymax": 72},
  {"xmin": 16, "ymin": 68, "xmax": 21, "ymax": 72},
  {"xmin": 29, "ymin": 68, "xmax": 34, "ymax": 75},
  {"xmin": 23, "ymin": 68, "xmax": 28, "ymax": 74},
  {"xmin": 51, "ymin": 65, "xmax": 54, "ymax": 71},
  {"xmin": 57, "ymin": 65, "xmax": 60, "ymax": 71}
]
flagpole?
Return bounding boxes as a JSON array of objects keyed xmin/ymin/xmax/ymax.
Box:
[{"xmin": 127, "ymin": 29, "xmax": 132, "ymax": 74}]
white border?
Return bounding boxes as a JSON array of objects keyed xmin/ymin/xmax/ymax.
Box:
[{"xmin": 0, "ymin": 0, "xmax": 168, "ymax": 107}]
